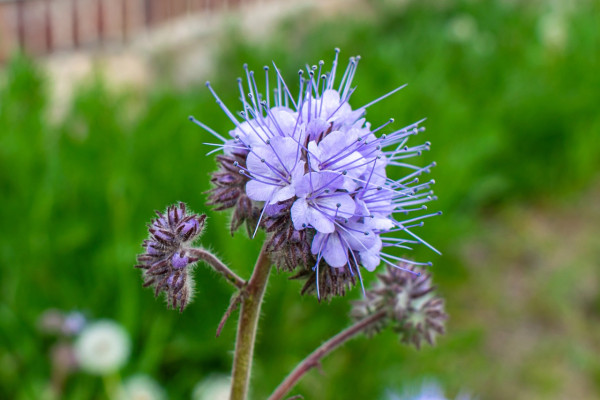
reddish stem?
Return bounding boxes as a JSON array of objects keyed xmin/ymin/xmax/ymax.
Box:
[{"xmin": 268, "ymin": 311, "xmax": 387, "ymax": 400}]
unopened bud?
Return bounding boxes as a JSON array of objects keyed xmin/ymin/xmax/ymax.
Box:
[
  {"xmin": 351, "ymin": 262, "xmax": 447, "ymax": 348},
  {"xmin": 136, "ymin": 203, "xmax": 206, "ymax": 312}
]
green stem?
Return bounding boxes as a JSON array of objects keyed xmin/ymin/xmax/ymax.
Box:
[
  {"xmin": 267, "ymin": 310, "xmax": 387, "ymax": 400},
  {"xmin": 101, "ymin": 372, "xmax": 121, "ymax": 399},
  {"xmin": 230, "ymin": 242, "xmax": 272, "ymax": 400}
]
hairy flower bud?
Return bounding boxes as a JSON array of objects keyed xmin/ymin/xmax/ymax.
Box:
[
  {"xmin": 206, "ymin": 151, "xmax": 260, "ymax": 236},
  {"xmin": 293, "ymin": 263, "xmax": 358, "ymax": 300},
  {"xmin": 263, "ymin": 199, "xmax": 314, "ymax": 273},
  {"xmin": 351, "ymin": 263, "xmax": 447, "ymax": 348},
  {"xmin": 136, "ymin": 202, "xmax": 206, "ymax": 312}
]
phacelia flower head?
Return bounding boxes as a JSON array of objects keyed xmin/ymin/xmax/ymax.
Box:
[
  {"xmin": 136, "ymin": 202, "xmax": 206, "ymax": 311},
  {"xmin": 193, "ymin": 49, "xmax": 440, "ymax": 299},
  {"xmin": 351, "ymin": 263, "xmax": 447, "ymax": 349}
]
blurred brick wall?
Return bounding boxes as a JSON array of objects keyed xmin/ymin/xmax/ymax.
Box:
[{"xmin": 0, "ymin": 0, "xmax": 252, "ymax": 62}]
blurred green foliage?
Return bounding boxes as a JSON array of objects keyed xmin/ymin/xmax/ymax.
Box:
[{"xmin": 1, "ymin": 0, "xmax": 599, "ymax": 399}]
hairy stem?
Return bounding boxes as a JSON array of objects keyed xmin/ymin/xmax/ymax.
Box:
[
  {"xmin": 216, "ymin": 291, "xmax": 242, "ymax": 338},
  {"xmin": 267, "ymin": 310, "xmax": 387, "ymax": 400},
  {"xmin": 188, "ymin": 248, "xmax": 246, "ymax": 289},
  {"xmin": 230, "ymin": 242, "xmax": 272, "ymax": 400}
]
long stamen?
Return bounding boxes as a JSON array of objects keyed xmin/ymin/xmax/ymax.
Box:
[
  {"xmin": 379, "ymin": 256, "xmax": 423, "ymax": 275},
  {"xmin": 328, "ymin": 47, "xmax": 341, "ymax": 90},
  {"xmin": 341, "ymin": 56, "xmax": 360, "ymax": 101},
  {"xmin": 315, "ymin": 60, "xmax": 324, "ymax": 96},
  {"xmin": 237, "ymin": 77, "xmax": 249, "ymax": 114},
  {"xmin": 313, "ymin": 236, "xmax": 329, "ymax": 300},
  {"xmin": 348, "ymin": 249, "xmax": 366, "ymax": 295},
  {"xmin": 297, "ymin": 71, "xmax": 305, "ymax": 110},
  {"xmin": 244, "ymin": 65, "xmax": 261, "ymax": 121},
  {"xmin": 203, "ymin": 143, "xmax": 247, "ymax": 156},
  {"xmin": 319, "ymin": 74, "xmax": 328, "ymax": 118},
  {"xmin": 252, "ymin": 204, "xmax": 268, "ymax": 238},
  {"xmin": 272, "ymin": 62, "xmax": 298, "ymax": 110},
  {"xmin": 239, "ymin": 110, "xmax": 271, "ymax": 144},
  {"xmin": 308, "ymin": 173, "xmax": 345, "ymax": 196},
  {"xmin": 188, "ymin": 116, "xmax": 227, "ymax": 143},
  {"xmin": 360, "ymin": 157, "xmax": 380, "ymax": 198},
  {"xmin": 404, "ymin": 228, "xmax": 441, "ymax": 255},
  {"xmin": 205, "ymin": 81, "xmax": 242, "ymax": 128},
  {"xmin": 325, "ymin": 87, "xmax": 358, "ymax": 121},
  {"xmin": 360, "ymin": 84, "xmax": 407, "ymax": 109},
  {"xmin": 337, "ymin": 57, "xmax": 353, "ymax": 95},
  {"xmin": 264, "ymin": 66, "xmax": 270, "ymax": 108},
  {"xmin": 393, "ymin": 211, "xmax": 442, "ymax": 226}
]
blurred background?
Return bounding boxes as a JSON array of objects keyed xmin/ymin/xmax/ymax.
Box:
[{"xmin": 1, "ymin": 0, "xmax": 599, "ymax": 398}]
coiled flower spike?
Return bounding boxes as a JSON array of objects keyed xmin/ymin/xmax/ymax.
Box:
[
  {"xmin": 351, "ymin": 262, "xmax": 447, "ymax": 349},
  {"xmin": 136, "ymin": 202, "xmax": 207, "ymax": 312}
]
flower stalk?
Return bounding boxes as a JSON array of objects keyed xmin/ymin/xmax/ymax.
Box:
[
  {"xmin": 230, "ymin": 242, "xmax": 272, "ymax": 400},
  {"xmin": 188, "ymin": 248, "xmax": 246, "ymax": 289},
  {"xmin": 268, "ymin": 310, "xmax": 387, "ymax": 400}
]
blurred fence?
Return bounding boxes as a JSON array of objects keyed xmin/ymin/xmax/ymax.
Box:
[{"xmin": 0, "ymin": 0, "xmax": 255, "ymax": 62}]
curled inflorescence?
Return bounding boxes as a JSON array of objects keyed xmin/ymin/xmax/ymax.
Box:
[
  {"xmin": 193, "ymin": 49, "xmax": 440, "ymax": 299},
  {"xmin": 136, "ymin": 203, "xmax": 206, "ymax": 312},
  {"xmin": 351, "ymin": 263, "xmax": 447, "ymax": 349},
  {"xmin": 206, "ymin": 151, "xmax": 258, "ymax": 236}
]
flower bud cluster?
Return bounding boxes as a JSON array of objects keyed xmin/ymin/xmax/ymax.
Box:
[
  {"xmin": 136, "ymin": 202, "xmax": 206, "ymax": 312},
  {"xmin": 351, "ymin": 263, "xmax": 447, "ymax": 349},
  {"xmin": 292, "ymin": 261, "xmax": 358, "ymax": 299},
  {"xmin": 262, "ymin": 199, "xmax": 312, "ymax": 272},
  {"xmin": 206, "ymin": 151, "xmax": 258, "ymax": 236}
]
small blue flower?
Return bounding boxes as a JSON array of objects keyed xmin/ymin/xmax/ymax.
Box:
[
  {"xmin": 245, "ymin": 136, "xmax": 305, "ymax": 204},
  {"xmin": 193, "ymin": 49, "xmax": 440, "ymax": 297},
  {"xmin": 291, "ymin": 171, "xmax": 356, "ymax": 233}
]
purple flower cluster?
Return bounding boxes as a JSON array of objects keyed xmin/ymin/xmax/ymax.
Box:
[
  {"xmin": 193, "ymin": 50, "xmax": 439, "ymax": 297},
  {"xmin": 136, "ymin": 203, "xmax": 206, "ymax": 311}
]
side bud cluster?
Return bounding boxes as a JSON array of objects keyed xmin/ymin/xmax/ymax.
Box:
[
  {"xmin": 136, "ymin": 202, "xmax": 206, "ymax": 312},
  {"xmin": 262, "ymin": 199, "xmax": 313, "ymax": 272},
  {"xmin": 351, "ymin": 263, "xmax": 447, "ymax": 349},
  {"xmin": 206, "ymin": 151, "xmax": 258, "ymax": 236}
]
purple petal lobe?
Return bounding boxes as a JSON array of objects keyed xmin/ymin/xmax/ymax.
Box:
[
  {"xmin": 321, "ymin": 233, "xmax": 349, "ymax": 267},
  {"xmin": 291, "ymin": 198, "xmax": 310, "ymax": 230},
  {"xmin": 271, "ymin": 185, "xmax": 296, "ymax": 204},
  {"xmin": 172, "ymin": 253, "xmax": 189, "ymax": 269},
  {"xmin": 307, "ymin": 206, "xmax": 335, "ymax": 233},
  {"xmin": 180, "ymin": 219, "xmax": 199, "ymax": 237},
  {"xmin": 246, "ymin": 180, "xmax": 277, "ymax": 202}
]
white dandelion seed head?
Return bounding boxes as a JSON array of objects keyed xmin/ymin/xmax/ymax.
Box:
[
  {"xmin": 192, "ymin": 375, "xmax": 231, "ymax": 400},
  {"xmin": 538, "ymin": 12, "xmax": 568, "ymax": 52},
  {"xmin": 447, "ymin": 14, "xmax": 478, "ymax": 43},
  {"xmin": 118, "ymin": 374, "xmax": 167, "ymax": 400},
  {"xmin": 74, "ymin": 320, "xmax": 131, "ymax": 375}
]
